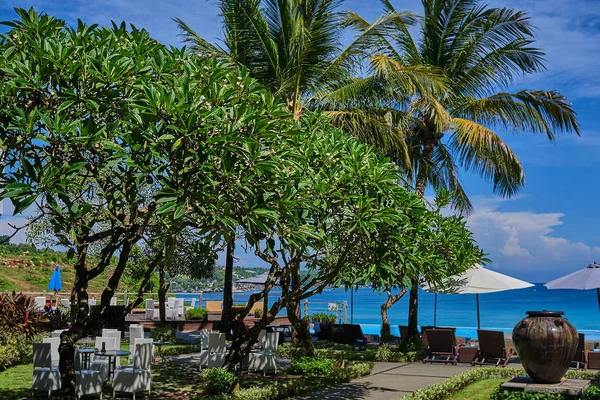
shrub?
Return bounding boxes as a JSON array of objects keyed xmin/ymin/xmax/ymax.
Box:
[
  {"xmin": 584, "ymin": 385, "xmax": 600, "ymax": 400},
  {"xmin": 160, "ymin": 343, "xmax": 202, "ymax": 356},
  {"xmin": 0, "ymin": 291, "xmax": 46, "ymax": 339},
  {"xmin": 41, "ymin": 308, "xmax": 70, "ymax": 332},
  {"xmin": 310, "ymin": 313, "xmax": 337, "ymax": 323},
  {"xmin": 186, "ymin": 308, "xmax": 208, "ymax": 320},
  {"xmin": 0, "ymin": 327, "xmax": 42, "ymax": 370},
  {"xmin": 403, "ymin": 368, "xmax": 600, "ymax": 400},
  {"xmin": 150, "ymin": 327, "xmax": 177, "ymax": 343},
  {"xmin": 201, "ymin": 367, "xmax": 235, "ymax": 395},
  {"xmin": 277, "ymin": 342, "xmax": 423, "ymax": 363},
  {"xmin": 289, "ymin": 357, "xmax": 333, "ymax": 375},
  {"xmin": 491, "ymin": 390, "xmax": 569, "ymax": 399},
  {"xmin": 213, "ymin": 361, "xmax": 373, "ymax": 400}
]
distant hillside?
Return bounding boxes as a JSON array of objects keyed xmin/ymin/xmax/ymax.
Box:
[
  {"xmin": 0, "ymin": 243, "xmax": 113, "ymax": 293},
  {"xmin": 0, "ymin": 242, "xmax": 277, "ymax": 294},
  {"xmin": 0, "ymin": 242, "xmax": 307, "ymax": 294}
]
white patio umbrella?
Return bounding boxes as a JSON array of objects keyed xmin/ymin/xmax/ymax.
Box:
[
  {"xmin": 423, "ymin": 264, "xmax": 534, "ymax": 329},
  {"xmin": 545, "ymin": 261, "xmax": 600, "ymax": 311}
]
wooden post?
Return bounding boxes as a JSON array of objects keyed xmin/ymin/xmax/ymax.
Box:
[
  {"xmin": 303, "ymin": 300, "xmax": 309, "ymax": 318},
  {"xmin": 343, "ymin": 301, "xmax": 347, "ymax": 324},
  {"xmin": 123, "ymin": 290, "xmax": 128, "ymax": 306},
  {"xmin": 199, "ymin": 292, "xmax": 203, "ymax": 309}
]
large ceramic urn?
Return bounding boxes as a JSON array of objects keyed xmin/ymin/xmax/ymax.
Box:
[{"xmin": 512, "ymin": 311, "xmax": 578, "ymax": 384}]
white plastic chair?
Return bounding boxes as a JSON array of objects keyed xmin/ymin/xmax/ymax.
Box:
[
  {"xmin": 185, "ymin": 297, "xmax": 197, "ymax": 313},
  {"xmin": 257, "ymin": 329, "xmax": 267, "ymax": 347},
  {"xmin": 74, "ymin": 345, "xmax": 104, "ymax": 399},
  {"xmin": 120, "ymin": 338, "xmax": 153, "ymax": 370},
  {"xmin": 113, "ymin": 342, "xmax": 152, "ymax": 400},
  {"xmin": 174, "ymin": 298, "xmax": 185, "ymax": 317},
  {"xmin": 206, "ymin": 332, "xmax": 227, "ymax": 369},
  {"xmin": 249, "ymin": 332, "xmax": 278, "ymax": 375},
  {"xmin": 110, "ymin": 297, "xmax": 117, "ymax": 306},
  {"xmin": 89, "ymin": 298, "xmax": 97, "ymax": 306},
  {"xmin": 90, "ymin": 336, "xmax": 117, "ymax": 381},
  {"xmin": 32, "ymin": 342, "xmax": 61, "ymax": 397},
  {"xmin": 196, "ymin": 329, "xmax": 211, "ymax": 367},
  {"xmin": 145, "ymin": 299, "xmax": 158, "ymax": 320},
  {"xmin": 129, "ymin": 325, "xmax": 145, "ymax": 360},
  {"xmin": 102, "ymin": 330, "xmax": 121, "ymax": 368},
  {"xmin": 34, "ymin": 296, "xmax": 46, "ymax": 311},
  {"xmin": 43, "ymin": 337, "xmax": 61, "ymax": 368},
  {"xmin": 60, "ymin": 298, "xmax": 71, "ymax": 309}
]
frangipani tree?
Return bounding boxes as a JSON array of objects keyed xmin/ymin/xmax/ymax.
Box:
[
  {"xmin": 0, "ymin": 8, "xmax": 302, "ymax": 393},
  {"xmin": 220, "ymin": 112, "xmax": 482, "ymax": 366},
  {"xmin": 342, "ymin": 191, "xmax": 486, "ymax": 341}
]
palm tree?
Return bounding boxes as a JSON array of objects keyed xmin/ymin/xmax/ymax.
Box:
[
  {"xmin": 340, "ymin": 0, "xmax": 580, "ymax": 339},
  {"xmin": 175, "ymin": 0, "xmax": 444, "ymax": 342}
]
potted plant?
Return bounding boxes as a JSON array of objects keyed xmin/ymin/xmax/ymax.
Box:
[{"xmin": 254, "ymin": 308, "xmax": 263, "ymax": 318}]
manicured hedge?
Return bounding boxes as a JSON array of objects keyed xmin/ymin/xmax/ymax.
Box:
[
  {"xmin": 402, "ymin": 368, "xmax": 600, "ymax": 400},
  {"xmin": 277, "ymin": 343, "xmax": 425, "ymax": 362},
  {"xmin": 211, "ymin": 362, "xmax": 373, "ymax": 400}
]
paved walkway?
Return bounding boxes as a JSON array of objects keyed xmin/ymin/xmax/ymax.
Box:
[{"xmin": 295, "ymin": 362, "xmax": 473, "ymax": 400}]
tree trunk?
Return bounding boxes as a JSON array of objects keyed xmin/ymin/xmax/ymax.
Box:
[
  {"xmin": 287, "ymin": 300, "xmax": 314, "ymax": 356},
  {"xmin": 381, "ymin": 289, "xmax": 407, "ymax": 342},
  {"xmin": 220, "ymin": 238, "xmax": 235, "ymax": 338},
  {"xmin": 287, "ymin": 263, "xmax": 313, "ymax": 355},
  {"xmin": 158, "ymin": 267, "xmax": 168, "ymax": 327},
  {"xmin": 59, "ymin": 252, "xmax": 89, "ymax": 396},
  {"xmin": 407, "ymin": 282, "xmax": 420, "ymax": 340},
  {"xmin": 380, "ymin": 296, "xmax": 394, "ymax": 343},
  {"xmin": 407, "ymin": 137, "xmax": 436, "ymax": 340},
  {"xmin": 288, "ymin": 264, "xmax": 301, "ymax": 342}
]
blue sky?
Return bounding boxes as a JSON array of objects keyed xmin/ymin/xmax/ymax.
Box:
[{"xmin": 0, "ymin": 0, "xmax": 599, "ymax": 282}]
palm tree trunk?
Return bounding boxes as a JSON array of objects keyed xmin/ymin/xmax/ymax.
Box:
[
  {"xmin": 220, "ymin": 239, "xmax": 235, "ymax": 338},
  {"xmin": 407, "ymin": 137, "xmax": 436, "ymax": 340}
]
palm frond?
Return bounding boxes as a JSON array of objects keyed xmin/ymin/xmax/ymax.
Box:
[
  {"xmin": 457, "ymin": 90, "xmax": 580, "ymax": 140},
  {"xmin": 449, "ymin": 117, "xmax": 524, "ymax": 198},
  {"xmin": 325, "ymin": 108, "xmax": 411, "ymax": 168},
  {"xmin": 220, "ymin": 0, "xmax": 281, "ymax": 88},
  {"xmin": 174, "ymin": 18, "xmax": 227, "ymax": 57}
]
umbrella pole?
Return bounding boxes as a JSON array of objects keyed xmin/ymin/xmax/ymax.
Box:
[
  {"xmin": 433, "ymin": 293, "xmax": 437, "ymax": 326},
  {"xmin": 476, "ymin": 294, "xmax": 481, "ymax": 330}
]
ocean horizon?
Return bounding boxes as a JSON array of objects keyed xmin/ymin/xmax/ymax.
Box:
[{"xmin": 175, "ymin": 283, "xmax": 600, "ymax": 341}]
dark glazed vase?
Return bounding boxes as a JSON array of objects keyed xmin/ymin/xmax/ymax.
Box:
[{"xmin": 512, "ymin": 311, "xmax": 578, "ymax": 384}]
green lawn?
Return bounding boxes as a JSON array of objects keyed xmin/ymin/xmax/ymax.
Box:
[
  {"xmin": 0, "ymin": 363, "xmax": 32, "ymax": 400},
  {"xmin": 449, "ymin": 378, "xmax": 505, "ymax": 400}
]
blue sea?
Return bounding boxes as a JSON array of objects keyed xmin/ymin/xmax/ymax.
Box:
[{"xmin": 175, "ymin": 284, "xmax": 600, "ymax": 340}]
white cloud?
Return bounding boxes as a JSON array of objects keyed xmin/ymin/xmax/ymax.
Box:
[{"xmin": 465, "ymin": 197, "xmax": 600, "ymax": 281}]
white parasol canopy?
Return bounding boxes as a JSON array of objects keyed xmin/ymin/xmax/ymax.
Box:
[
  {"xmin": 545, "ymin": 261, "xmax": 600, "ymax": 310},
  {"xmin": 423, "ymin": 264, "xmax": 534, "ymax": 329}
]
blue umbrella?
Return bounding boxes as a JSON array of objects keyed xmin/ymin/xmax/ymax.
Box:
[{"xmin": 48, "ymin": 265, "xmax": 62, "ymax": 292}]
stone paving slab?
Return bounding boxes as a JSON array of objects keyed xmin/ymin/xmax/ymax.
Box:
[{"xmin": 295, "ymin": 362, "xmax": 473, "ymax": 400}]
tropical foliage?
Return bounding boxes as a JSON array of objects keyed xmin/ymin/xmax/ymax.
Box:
[
  {"xmin": 0, "ymin": 292, "xmax": 45, "ymax": 339},
  {"xmin": 0, "ymin": 7, "xmax": 314, "ymax": 390},
  {"xmin": 337, "ymin": 0, "xmax": 580, "ymax": 339}
]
